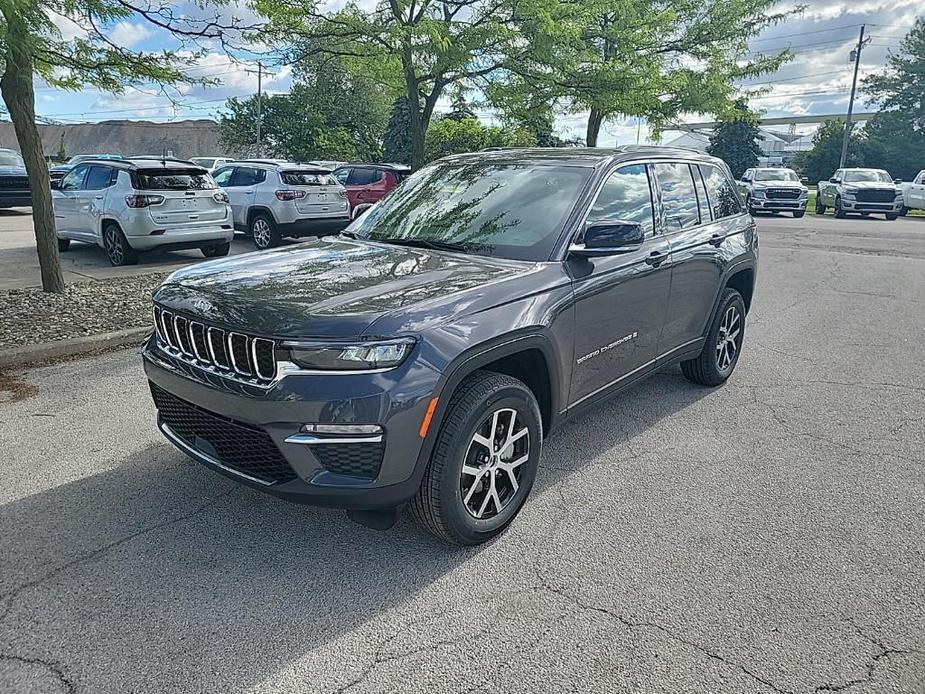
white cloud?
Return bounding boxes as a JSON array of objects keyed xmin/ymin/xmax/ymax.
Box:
[{"xmin": 109, "ymin": 22, "xmax": 154, "ymax": 48}]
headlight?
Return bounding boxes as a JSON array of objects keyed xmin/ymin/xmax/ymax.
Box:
[
  {"xmin": 285, "ymin": 338, "xmax": 415, "ymax": 371},
  {"xmin": 843, "ymin": 186, "xmax": 859, "ymax": 195},
  {"xmin": 751, "ymin": 189, "xmax": 766, "ymax": 197},
  {"xmin": 800, "ymin": 187, "xmax": 809, "ymax": 196}
]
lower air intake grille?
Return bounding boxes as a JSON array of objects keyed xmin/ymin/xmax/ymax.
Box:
[
  {"xmin": 151, "ymin": 384, "xmax": 296, "ymax": 485},
  {"xmin": 312, "ymin": 443, "xmax": 385, "ymax": 479}
]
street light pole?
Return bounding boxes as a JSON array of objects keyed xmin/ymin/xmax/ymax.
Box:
[{"xmin": 839, "ymin": 25, "xmax": 870, "ymax": 169}]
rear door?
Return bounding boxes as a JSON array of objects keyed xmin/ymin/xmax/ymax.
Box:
[
  {"xmin": 568, "ymin": 162, "xmax": 673, "ymax": 406},
  {"xmin": 136, "ymin": 167, "xmax": 227, "ymax": 228},
  {"xmin": 53, "ymin": 163, "xmax": 90, "ymax": 236}
]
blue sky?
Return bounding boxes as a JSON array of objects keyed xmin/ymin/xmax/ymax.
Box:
[{"xmin": 36, "ymin": 0, "xmax": 923, "ymax": 145}]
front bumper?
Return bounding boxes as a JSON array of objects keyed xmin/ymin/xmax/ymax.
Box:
[
  {"xmin": 142, "ymin": 336, "xmax": 439, "ymax": 509},
  {"xmin": 749, "ymin": 198, "xmax": 807, "ymax": 211},
  {"xmin": 840, "ymin": 199, "xmax": 902, "ymax": 214}
]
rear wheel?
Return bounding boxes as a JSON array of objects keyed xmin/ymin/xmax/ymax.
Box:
[
  {"xmin": 57, "ymin": 238, "xmax": 70, "ymax": 252},
  {"xmin": 201, "ymin": 241, "xmax": 231, "ymax": 257},
  {"xmin": 410, "ymin": 370, "xmax": 542, "ymax": 545},
  {"xmin": 815, "ymin": 198, "xmax": 826, "ymax": 215},
  {"xmin": 834, "ymin": 196, "xmax": 847, "ymax": 218},
  {"xmin": 681, "ymin": 288, "xmax": 746, "ymax": 387},
  {"xmin": 250, "ymin": 213, "xmax": 281, "ymax": 250},
  {"xmin": 103, "ymin": 223, "xmax": 138, "ymax": 266}
]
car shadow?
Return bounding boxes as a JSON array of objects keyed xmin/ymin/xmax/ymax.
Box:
[{"xmin": 0, "ymin": 366, "xmax": 712, "ymax": 691}]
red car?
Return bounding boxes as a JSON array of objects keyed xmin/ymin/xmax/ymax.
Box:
[{"xmin": 332, "ymin": 163, "xmax": 410, "ymax": 218}]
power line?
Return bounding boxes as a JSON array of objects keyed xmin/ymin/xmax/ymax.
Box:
[{"xmin": 749, "ymin": 23, "xmax": 863, "ymax": 43}]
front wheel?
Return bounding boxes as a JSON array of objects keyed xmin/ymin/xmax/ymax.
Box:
[
  {"xmin": 410, "ymin": 370, "xmax": 542, "ymax": 545},
  {"xmin": 885, "ymin": 212, "xmax": 899, "ymax": 221},
  {"xmin": 834, "ymin": 196, "xmax": 847, "ymax": 218},
  {"xmin": 793, "ymin": 210, "xmax": 805, "ymax": 218},
  {"xmin": 681, "ymin": 288, "xmax": 746, "ymax": 387},
  {"xmin": 57, "ymin": 238, "xmax": 71, "ymax": 252},
  {"xmin": 815, "ymin": 198, "xmax": 826, "ymax": 215}
]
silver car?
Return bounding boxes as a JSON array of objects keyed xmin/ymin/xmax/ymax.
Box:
[
  {"xmin": 738, "ymin": 167, "xmax": 808, "ymax": 218},
  {"xmin": 211, "ymin": 161, "xmax": 351, "ymax": 249},
  {"xmin": 53, "ymin": 158, "xmax": 233, "ymax": 266}
]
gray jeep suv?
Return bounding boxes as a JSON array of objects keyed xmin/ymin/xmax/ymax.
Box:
[{"xmin": 143, "ymin": 147, "xmax": 758, "ymax": 545}]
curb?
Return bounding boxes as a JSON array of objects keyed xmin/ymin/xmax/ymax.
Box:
[{"xmin": 0, "ymin": 327, "xmax": 152, "ymax": 370}]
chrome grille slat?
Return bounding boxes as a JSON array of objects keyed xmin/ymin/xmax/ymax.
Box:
[{"xmin": 153, "ymin": 306, "xmax": 277, "ymax": 384}]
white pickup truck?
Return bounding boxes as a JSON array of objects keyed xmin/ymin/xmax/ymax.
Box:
[{"xmin": 898, "ymin": 170, "xmax": 925, "ymax": 215}]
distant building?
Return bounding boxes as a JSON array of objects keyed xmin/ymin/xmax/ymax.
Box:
[{"xmin": 664, "ymin": 127, "xmax": 812, "ymax": 167}]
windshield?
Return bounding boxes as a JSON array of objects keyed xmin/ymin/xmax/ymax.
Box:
[
  {"xmin": 281, "ymin": 171, "xmax": 337, "ymax": 186},
  {"xmin": 754, "ymin": 169, "xmax": 799, "ymax": 182},
  {"xmin": 191, "ymin": 158, "xmax": 216, "ymax": 169},
  {"xmin": 137, "ymin": 169, "xmax": 216, "ymax": 190},
  {"xmin": 0, "ymin": 151, "xmax": 24, "ymax": 167},
  {"xmin": 844, "ymin": 170, "xmax": 892, "ymax": 183},
  {"xmin": 349, "ymin": 160, "xmax": 592, "ymax": 261}
]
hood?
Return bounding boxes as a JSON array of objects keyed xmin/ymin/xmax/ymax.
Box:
[
  {"xmin": 154, "ymin": 236, "xmax": 537, "ymax": 339},
  {"xmin": 842, "ymin": 180, "xmax": 898, "ymax": 190},
  {"xmin": 0, "ymin": 166, "xmax": 27, "ymax": 176},
  {"xmin": 752, "ymin": 181, "xmax": 804, "ymax": 190}
]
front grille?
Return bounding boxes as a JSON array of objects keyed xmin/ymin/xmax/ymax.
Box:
[
  {"xmin": 0, "ymin": 176, "xmax": 28, "ymax": 190},
  {"xmin": 856, "ymin": 189, "xmax": 895, "ymax": 203},
  {"xmin": 765, "ymin": 188, "xmax": 800, "ymax": 200},
  {"xmin": 154, "ymin": 305, "xmax": 277, "ymax": 384},
  {"xmin": 151, "ymin": 384, "xmax": 296, "ymax": 485},
  {"xmin": 312, "ymin": 442, "xmax": 385, "ymax": 479}
]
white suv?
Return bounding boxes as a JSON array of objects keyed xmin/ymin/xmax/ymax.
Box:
[
  {"xmin": 211, "ymin": 161, "xmax": 351, "ymax": 250},
  {"xmin": 53, "ymin": 158, "xmax": 233, "ymax": 266}
]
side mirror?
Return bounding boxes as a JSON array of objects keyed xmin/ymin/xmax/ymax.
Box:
[
  {"xmin": 829, "ymin": 177, "xmax": 839, "ymax": 183},
  {"xmin": 894, "ymin": 178, "xmax": 902, "ymax": 184},
  {"xmin": 570, "ymin": 221, "xmax": 644, "ymax": 257},
  {"xmin": 800, "ymin": 176, "xmax": 809, "ymax": 183},
  {"xmin": 49, "ymin": 179, "xmax": 59, "ymax": 190}
]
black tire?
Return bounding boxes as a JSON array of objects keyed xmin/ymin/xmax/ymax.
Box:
[
  {"xmin": 57, "ymin": 238, "xmax": 70, "ymax": 252},
  {"xmin": 744, "ymin": 194, "xmax": 754, "ymax": 215},
  {"xmin": 102, "ymin": 223, "xmax": 138, "ymax": 266},
  {"xmin": 410, "ymin": 370, "xmax": 543, "ymax": 545},
  {"xmin": 793, "ymin": 210, "xmax": 805, "ymax": 218},
  {"xmin": 250, "ymin": 213, "xmax": 281, "ymax": 250},
  {"xmin": 885, "ymin": 212, "xmax": 899, "ymax": 221},
  {"xmin": 834, "ymin": 196, "xmax": 846, "ymax": 219},
  {"xmin": 815, "ymin": 198, "xmax": 826, "ymax": 215},
  {"xmin": 681, "ymin": 288, "xmax": 747, "ymax": 387},
  {"xmin": 899, "ymin": 206, "xmax": 909, "ymax": 216},
  {"xmin": 201, "ymin": 241, "xmax": 231, "ymax": 257}
]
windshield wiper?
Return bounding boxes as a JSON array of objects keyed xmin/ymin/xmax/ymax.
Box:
[
  {"xmin": 340, "ymin": 229, "xmax": 359, "ymax": 239},
  {"xmin": 375, "ymin": 237, "xmax": 469, "ymax": 253}
]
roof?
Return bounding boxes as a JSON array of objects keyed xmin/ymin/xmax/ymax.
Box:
[
  {"xmin": 437, "ymin": 146, "xmax": 725, "ymax": 168},
  {"xmin": 334, "ymin": 162, "xmax": 411, "ymax": 172},
  {"xmin": 79, "ymin": 157, "xmax": 205, "ymax": 171}
]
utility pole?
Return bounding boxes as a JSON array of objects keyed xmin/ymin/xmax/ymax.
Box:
[
  {"xmin": 839, "ymin": 25, "xmax": 871, "ymax": 168},
  {"xmin": 256, "ymin": 61, "xmax": 263, "ymax": 158}
]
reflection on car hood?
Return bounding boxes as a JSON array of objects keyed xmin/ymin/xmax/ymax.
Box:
[
  {"xmin": 842, "ymin": 181, "xmax": 897, "ymax": 189},
  {"xmin": 0, "ymin": 166, "xmax": 27, "ymax": 176},
  {"xmin": 154, "ymin": 236, "xmax": 535, "ymax": 339},
  {"xmin": 752, "ymin": 181, "xmax": 803, "ymax": 189}
]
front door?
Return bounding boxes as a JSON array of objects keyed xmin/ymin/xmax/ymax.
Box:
[
  {"xmin": 568, "ymin": 163, "xmax": 672, "ymax": 407},
  {"xmin": 53, "ymin": 164, "xmax": 90, "ymax": 238},
  {"xmin": 228, "ymin": 166, "xmax": 263, "ymax": 227}
]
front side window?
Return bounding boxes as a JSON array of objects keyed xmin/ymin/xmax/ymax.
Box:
[
  {"xmin": 212, "ymin": 167, "xmax": 234, "ymax": 187},
  {"xmin": 137, "ymin": 169, "xmax": 216, "ymax": 190},
  {"xmin": 60, "ymin": 164, "xmax": 89, "ymax": 191},
  {"xmin": 654, "ymin": 162, "xmax": 700, "ymax": 231},
  {"xmin": 347, "ymin": 168, "xmax": 382, "ymax": 186},
  {"xmin": 586, "ymin": 164, "xmax": 655, "ymax": 237},
  {"xmin": 843, "ymin": 169, "xmax": 892, "ymax": 183},
  {"xmin": 700, "ymin": 164, "xmax": 743, "ymax": 219},
  {"xmin": 84, "ymin": 166, "xmax": 114, "ymax": 191},
  {"xmin": 350, "ymin": 160, "xmax": 593, "ymax": 262}
]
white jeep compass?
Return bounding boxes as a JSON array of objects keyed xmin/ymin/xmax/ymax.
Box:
[{"xmin": 53, "ymin": 158, "xmax": 233, "ymax": 266}]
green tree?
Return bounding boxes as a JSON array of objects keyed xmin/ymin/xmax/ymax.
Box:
[
  {"xmin": 792, "ymin": 120, "xmax": 863, "ymax": 183},
  {"xmin": 382, "ymin": 96, "xmax": 413, "ymax": 165},
  {"xmin": 220, "ymin": 57, "xmax": 390, "ymax": 161},
  {"xmin": 424, "ymin": 117, "xmax": 535, "ymax": 162},
  {"xmin": 504, "ymin": 0, "xmax": 794, "ymax": 146},
  {"xmin": 254, "ymin": 0, "xmax": 519, "ymax": 169},
  {"xmin": 0, "ymin": 2, "xmax": 244, "ymax": 292},
  {"xmin": 859, "ymin": 111, "xmax": 925, "ymax": 182},
  {"xmin": 706, "ymin": 102, "xmax": 762, "ymax": 178},
  {"xmin": 864, "ymin": 18, "xmax": 925, "ymax": 129}
]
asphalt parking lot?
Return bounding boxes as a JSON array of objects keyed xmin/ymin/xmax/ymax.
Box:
[{"xmin": 2, "ymin": 213, "xmax": 924, "ymax": 693}]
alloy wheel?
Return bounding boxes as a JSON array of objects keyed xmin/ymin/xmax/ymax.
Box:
[
  {"xmin": 105, "ymin": 227, "xmax": 123, "ymax": 265},
  {"xmin": 252, "ymin": 218, "xmax": 271, "ymax": 248},
  {"xmin": 460, "ymin": 408, "xmax": 530, "ymax": 520},
  {"xmin": 715, "ymin": 305, "xmax": 742, "ymax": 373}
]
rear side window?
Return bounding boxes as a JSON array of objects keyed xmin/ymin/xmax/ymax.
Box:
[
  {"xmin": 84, "ymin": 165, "xmax": 115, "ymax": 190},
  {"xmin": 212, "ymin": 168, "xmax": 233, "ymax": 186},
  {"xmin": 653, "ymin": 162, "xmax": 700, "ymax": 231},
  {"xmin": 347, "ymin": 168, "xmax": 382, "ymax": 186},
  {"xmin": 137, "ymin": 169, "xmax": 216, "ymax": 190},
  {"xmin": 587, "ymin": 164, "xmax": 655, "ymax": 237},
  {"xmin": 280, "ymin": 171, "xmax": 337, "ymax": 186},
  {"xmin": 692, "ymin": 166, "xmax": 712, "ymax": 223},
  {"xmin": 701, "ymin": 164, "xmax": 743, "ymax": 218},
  {"xmin": 230, "ymin": 167, "xmax": 265, "ymax": 187}
]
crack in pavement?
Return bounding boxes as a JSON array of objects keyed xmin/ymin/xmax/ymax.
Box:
[
  {"xmin": 0, "ymin": 490, "xmax": 234, "ymax": 626},
  {"xmin": 0, "ymin": 652, "xmax": 76, "ymax": 693}
]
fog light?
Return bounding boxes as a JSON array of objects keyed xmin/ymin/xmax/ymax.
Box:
[{"xmin": 300, "ymin": 423, "xmax": 383, "ymax": 435}]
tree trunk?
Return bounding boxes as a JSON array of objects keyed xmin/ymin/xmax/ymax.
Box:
[
  {"xmin": 400, "ymin": 48, "xmax": 425, "ymax": 171},
  {"xmin": 0, "ymin": 11, "xmax": 64, "ymax": 293},
  {"xmin": 586, "ymin": 108, "xmax": 605, "ymax": 148}
]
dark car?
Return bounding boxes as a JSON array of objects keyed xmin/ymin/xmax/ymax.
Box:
[
  {"xmin": 143, "ymin": 147, "xmax": 757, "ymax": 545},
  {"xmin": 49, "ymin": 153, "xmax": 123, "ymax": 181},
  {"xmin": 332, "ymin": 163, "xmax": 410, "ymax": 218},
  {"xmin": 0, "ymin": 149, "xmax": 30, "ymax": 208}
]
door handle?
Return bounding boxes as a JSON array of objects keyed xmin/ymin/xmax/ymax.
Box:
[
  {"xmin": 709, "ymin": 233, "xmax": 725, "ymax": 247},
  {"xmin": 94, "ymin": 195, "xmax": 104, "ymax": 200},
  {"xmin": 644, "ymin": 251, "xmax": 666, "ymax": 267}
]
